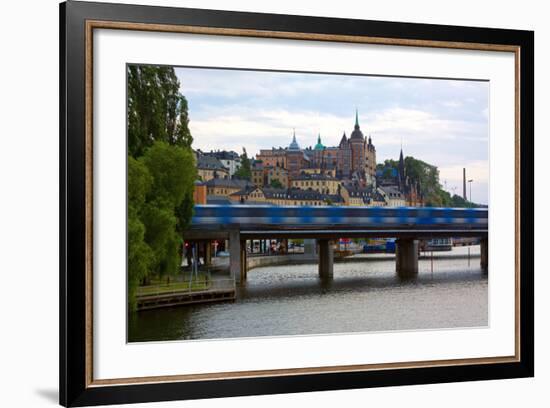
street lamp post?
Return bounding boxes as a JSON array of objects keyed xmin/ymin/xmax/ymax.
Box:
[{"xmin": 468, "ymin": 179, "xmax": 474, "ymax": 206}]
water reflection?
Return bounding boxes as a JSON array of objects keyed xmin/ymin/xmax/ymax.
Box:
[{"xmin": 128, "ymin": 250, "xmax": 488, "ymax": 343}]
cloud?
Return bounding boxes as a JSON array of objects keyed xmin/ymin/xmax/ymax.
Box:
[
  {"xmin": 442, "ymin": 100, "xmax": 463, "ymax": 108},
  {"xmin": 175, "ymin": 65, "xmax": 489, "ymax": 203},
  {"xmin": 190, "ymin": 105, "xmax": 487, "ymax": 155},
  {"xmin": 438, "ymin": 161, "xmax": 489, "ymax": 204},
  {"xmin": 439, "ymin": 160, "xmax": 489, "ymax": 184}
]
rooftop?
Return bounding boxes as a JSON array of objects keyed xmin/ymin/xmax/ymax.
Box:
[
  {"xmin": 205, "ymin": 178, "xmax": 253, "ymax": 189},
  {"xmin": 197, "ymin": 154, "xmax": 227, "ymax": 171},
  {"xmin": 203, "ymin": 150, "xmax": 240, "ymax": 161},
  {"xmin": 293, "ymin": 172, "xmax": 338, "ymax": 181},
  {"xmin": 206, "ymin": 195, "xmax": 233, "ymax": 205}
]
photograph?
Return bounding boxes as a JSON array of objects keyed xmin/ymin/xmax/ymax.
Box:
[{"xmin": 126, "ymin": 64, "xmax": 489, "ymax": 343}]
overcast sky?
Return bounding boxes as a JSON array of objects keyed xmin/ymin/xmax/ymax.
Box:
[{"xmin": 175, "ymin": 67, "xmax": 489, "ymax": 204}]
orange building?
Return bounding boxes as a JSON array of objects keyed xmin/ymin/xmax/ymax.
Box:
[{"xmin": 193, "ymin": 181, "xmax": 207, "ymax": 205}]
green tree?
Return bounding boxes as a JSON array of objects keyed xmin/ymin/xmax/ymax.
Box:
[
  {"xmin": 379, "ymin": 157, "xmax": 447, "ymax": 206},
  {"xmin": 270, "ymin": 179, "xmax": 283, "ymax": 189},
  {"xmin": 139, "ymin": 141, "xmax": 197, "ymax": 279},
  {"xmin": 126, "ymin": 65, "xmax": 198, "ymax": 310},
  {"xmin": 127, "ymin": 157, "xmax": 154, "ymax": 310},
  {"xmin": 175, "ymin": 190, "xmax": 195, "ymax": 235},
  {"xmin": 127, "ymin": 65, "xmax": 193, "ymax": 157},
  {"xmin": 234, "ymin": 148, "xmax": 251, "ymax": 180},
  {"xmin": 450, "ymin": 194, "xmax": 469, "ymax": 207}
]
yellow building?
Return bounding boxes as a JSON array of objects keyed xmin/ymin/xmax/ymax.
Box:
[
  {"xmin": 291, "ymin": 174, "xmax": 341, "ymax": 195},
  {"xmin": 232, "ymin": 187, "xmax": 344, "ymax": 207},
  {"xmin": 267, "ymin": 165, "xmax": 289, "ymax": 188},
  {"xmin": 265, "ymin": 188, "xmax": 344, "ymax": 206},
  {"xmin": 251, "ymin": 167, "xmax": 265, "ymax": 187},
  {"xmin": 206, "ymin": 178, "xmax": 252, "ymax": 197},
  {"xmin": 229, "ymin": 187, "xmax": 266, "ymax": 203},
  {"xmin": 300, "ymin": 167, "xmax": 337, "ymax": 178}
]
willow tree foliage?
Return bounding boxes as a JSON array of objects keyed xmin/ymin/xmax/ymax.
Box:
[
  {"xmin": 126, "ymin": 65, "xmax": 197, "ymax": 310},
  {"xmin": 139, "ymin": 142, "xmax": 196, "ymax": 278},
  {"xmin": 127, "ymin": 157, "xmax": 154, "ymax": 311},
  {"xmin": 127, "ymin": 65, "xmax": 193, "ymax": 157}
]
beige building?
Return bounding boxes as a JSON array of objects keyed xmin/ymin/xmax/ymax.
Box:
[
  {"xmin": 340, "ymin": 184, "xmax": 388, "ymax": 207},
  {"xmin": 378, "ymin": 186, "xmax": 406, "ymax": 207},
  {"xmin": 340, "ymin": 185, "xmax": 365, "ymax": 206},
  {"xmin": 255, "ymin": 148, "xmax": 287, "ymax": 169},
  {"xmin": 196, "ymin": 154, "xmax": 229, "ymax": 181}
]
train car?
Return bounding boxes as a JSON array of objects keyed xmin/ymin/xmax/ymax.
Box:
[
  {"xmin": 385, "ymin": 238, "xmax": 396, "ymax": 253},
  {"xmin": 452, "ymin": 237, "xmax": 481, "ymax": 246},
  {"xmin": 191, "ymin": 205, "xmax": 488, "ymax": 231},
  {"xmin": 363, "ymin": 240, "xmax": 386, "ymax": 253},
  {"xmin": 420, "ymin": 238, "xmax": 453, "ymax": 251}
]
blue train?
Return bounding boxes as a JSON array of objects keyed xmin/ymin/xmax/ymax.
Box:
[{"xmin": 191, "ymin": 205, "xmax": 488, "ymax": 230}]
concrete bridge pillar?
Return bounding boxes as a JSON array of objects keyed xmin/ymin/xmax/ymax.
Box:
[
  {"xmin": 240, "ymin": 239, "xmax": 248, "ymax": 282},
  {"xmin": 229, "ymin": 230, "xmax": 242, "ymax": 284},
  {"xmin": 480, "ymin": 238, "xmax": 488, "ymax": 272},
  {"xmin": 318, "ymin": 239, "xmax": 334, "ymax": 279},
  {"xmin": 396, "ymin": 239, "xmax": 419, "ymax": 278},
  {"xmin": 204, "ymin": 241, "xmax": 212, "ymax": 267}
]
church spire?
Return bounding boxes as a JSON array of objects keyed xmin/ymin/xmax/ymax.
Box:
[
  {"xmin": 314, "ymin": 132, "xmax": 325, "ymax": 151},
  {"xmin": 350, "ymin": 109, "xmax": 364, "ymax": 140},
  {"xmin": 288, "ymin": 128, "xmax": 300, "ymax": 150}
]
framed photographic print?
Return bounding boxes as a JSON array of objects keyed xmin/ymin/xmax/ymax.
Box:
[{"xmin": 59, "ymin": 0, "xmax": 534, "ymax": 406}]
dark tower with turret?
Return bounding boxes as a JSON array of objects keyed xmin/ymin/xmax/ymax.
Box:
[
  {"xmin": 398, "ymin": 147, "xmax": 405, "ymax": 191},
  {"xmin": 349, "ymin": 109, "xmax": 366, "ymax": 174}
]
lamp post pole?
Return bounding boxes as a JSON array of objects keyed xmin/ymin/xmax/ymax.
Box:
[{"xmin": 468, "ymin": 179, "xmax": 474, "ymax": 207}]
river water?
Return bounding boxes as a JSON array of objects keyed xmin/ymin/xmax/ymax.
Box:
[{"xmin": 128, "ymin": 246, "xmax": 488, "ymax": 342}]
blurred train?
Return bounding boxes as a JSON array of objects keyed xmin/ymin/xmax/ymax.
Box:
[{"xmin": 192, "ymin": 205, "xmax": 488, "ymax": 230}]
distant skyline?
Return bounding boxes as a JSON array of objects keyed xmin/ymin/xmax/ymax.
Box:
[{"xmin": 175, "ymin": 67, "xmax": 489, "ymax": 204}]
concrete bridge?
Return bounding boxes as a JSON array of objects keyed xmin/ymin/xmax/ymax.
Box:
[{"xmin": 186, "ymin": 205, "xmax": 488, "ymax": 283}]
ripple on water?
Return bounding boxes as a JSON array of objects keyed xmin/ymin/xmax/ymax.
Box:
[{"xmin": 128, "ymin": 255, "xmax": 488, "ymax": 342}]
